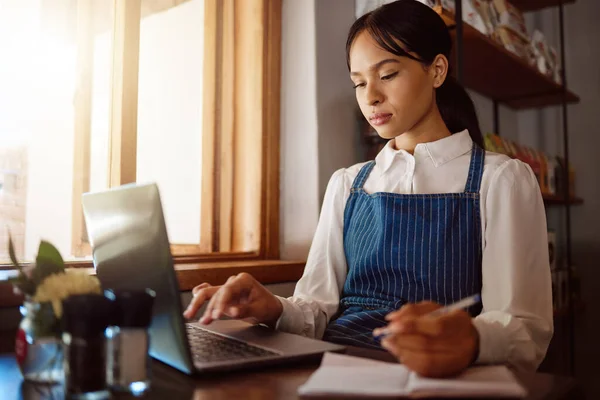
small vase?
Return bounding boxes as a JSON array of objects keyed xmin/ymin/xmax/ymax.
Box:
[{"xmin": 15, "ymin": 301, "xmax": 64, "ymax": 383}]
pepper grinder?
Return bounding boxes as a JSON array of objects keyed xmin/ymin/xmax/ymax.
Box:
[{"xmin": 105, "ymin": 288, "xmax": 155, "ymax": 396}]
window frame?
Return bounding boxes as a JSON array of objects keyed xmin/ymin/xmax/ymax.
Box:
[
  {"xmin": 0, "ymin": 0, "xmax": 301, "ymax": 301},
  {"xmin": 70, "ymin": 0, "xmax": 282, "ymax": 262}
]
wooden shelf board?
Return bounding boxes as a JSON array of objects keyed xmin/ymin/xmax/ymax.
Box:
[
  {"xmin": 543, "ymin": 195, "xmax": 583, "ymax": 206},
  {"xmin": 435, "ymin": 7, "xmax": 579, "ymax": 110},
  {"xmin": 511, "ymin": 0, "xmax": 576, "ymax": 12}
]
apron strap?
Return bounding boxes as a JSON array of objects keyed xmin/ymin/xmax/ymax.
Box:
[
  {"xmin": 464, "ymin": 144, "xmax": 485, "ymax": 194},
  {"xmin": 351, "ymin": 161, "xmax": 376, "ymax": 190}
]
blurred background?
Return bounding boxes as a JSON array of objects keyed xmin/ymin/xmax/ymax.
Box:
[{"xmin": 0, "ymin": 0, "xmax": 598, "ymax": 396}]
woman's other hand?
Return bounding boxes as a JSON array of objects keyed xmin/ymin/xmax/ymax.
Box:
[{"xmin": 373, "ymin": 301, "xmax": 479, "ymax": 378}]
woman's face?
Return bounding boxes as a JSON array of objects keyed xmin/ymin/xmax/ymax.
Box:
[{"xmin": 349, "ymin": 31, "xmax": 437, "ymax": 140}]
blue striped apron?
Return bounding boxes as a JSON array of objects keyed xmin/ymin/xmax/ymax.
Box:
[{"xmin": 322, "ymin": 144, "xmax": 484, "ymax": 349}]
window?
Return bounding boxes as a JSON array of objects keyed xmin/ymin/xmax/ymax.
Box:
[
  {"xmin": 136, "ymin": 0, "xmax": 204, "ymax": 246},
  {"xmin": 0, "ymin": 0, "xmax": 281, "ymax": 265}
]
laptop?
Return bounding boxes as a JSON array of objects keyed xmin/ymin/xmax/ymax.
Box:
[{"xmin": 81, "ymin": 182, "xmax": 345, "ymax": 374}]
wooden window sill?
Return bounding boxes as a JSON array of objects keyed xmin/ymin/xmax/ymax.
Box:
[{"xmin": 0, "ymin": 260, "xmax": 305, "ymax": 309}]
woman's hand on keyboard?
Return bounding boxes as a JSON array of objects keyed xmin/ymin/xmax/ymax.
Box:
[{"xmin": 183, "ymin": 273, "xmax": 284, "ymax": 328}]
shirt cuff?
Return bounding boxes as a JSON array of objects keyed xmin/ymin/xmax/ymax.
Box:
[
  {"xmin": 274, "ymin": 296, "xmax": 305, "ymax": 335},
  {"xmin": 472, "ymin": 317, "xmax": 509, "ymax": 365}
]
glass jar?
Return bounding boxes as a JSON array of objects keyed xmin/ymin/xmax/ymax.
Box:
[
  {"xmin": 106, "ymin": 326, "xmax": 151, "ymax": 394},
  {"xmin": 105, "ymin": 289, "xmax": 155, "ymax": 396},
  {"xmin": 15, "ymin": 301, "xmax": 64, "ymax": 383},
  {"xmin": 62, "ymin": 294, "xmax": 112, "ymax": 400}
]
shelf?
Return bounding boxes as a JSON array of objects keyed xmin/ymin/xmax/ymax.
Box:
[
  {"xmin": 542, "ymin": 195, "xmax": 583, "ymax": 206},
  {"xmin": 511, "ymin": 0, "xmax": 576, "ymax": 12},
  {"xmin": 434, "ymin": 7, "xmax": 580, "ymax": 109}
]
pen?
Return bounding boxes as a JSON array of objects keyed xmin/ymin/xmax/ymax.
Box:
[{"xmin": 373, "ymin": 294, "xmax": 481, "ymax": 339}]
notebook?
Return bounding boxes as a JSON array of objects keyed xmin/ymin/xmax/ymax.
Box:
[{"xmin": 298, "ymin": 353, "xmax": 527, "ymax": 398}]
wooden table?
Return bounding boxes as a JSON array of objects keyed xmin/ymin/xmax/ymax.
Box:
[{"xmin": 0, "ymin": 347, "xmax": 584, "ymax": 400}]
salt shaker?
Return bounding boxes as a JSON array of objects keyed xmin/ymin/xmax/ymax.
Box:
[
  {"xmin": 62, "ymin": 294, "xmax": 112, "ymax": 400},
  {"xmin": 105, "ymin": 289, "xmax": 155, "ymax": 396}
]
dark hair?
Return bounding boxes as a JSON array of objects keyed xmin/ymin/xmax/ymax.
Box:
[{"xmin": 346, "ymin": 0, "xmax": 484, "ymax": 148}]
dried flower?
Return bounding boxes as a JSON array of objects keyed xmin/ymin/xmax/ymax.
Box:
[{"xmin": 33, "ymin": 270, "xmax": 102, "ymax": 318}]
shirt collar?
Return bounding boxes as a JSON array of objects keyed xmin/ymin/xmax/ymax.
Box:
[{"xmin": 375, "ymin": 130, "xmax": 473, "ymax": 172}]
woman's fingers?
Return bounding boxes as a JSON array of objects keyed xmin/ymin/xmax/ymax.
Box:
[
  {"xmin": 212, "ymin": 275, "xmax": 251, "ymax": 318},
  {"xmin": 380, "ymin": 310, "xmax": 479, "ymax": 377},
  {"xmin": 192, "ymin": 282, "xmax": 211, "ymax": 296},
  {"xmin": 378, "ymin": 309, "xmax": 466, "ymax": 338},
  {"xmin": 374, "ymin": 317, "xmax": 418, "ymax": 337},
  {"xmin": 205, "ymin": 276, "xmax": 236, "ymax": 321},
  {"xmin": 385, "ymin": 301, "xmax": 441, "ymax": 321},
  {"xmin": 183, "ymin": 286, "xmax": 220, "ymax": 319},
  {"xmin": 381, "ymin": 333, "xmax": 452, "ymax": 353},
  {"xmin": 201, "ymin": 273, "xmax": 256, "ymax": 324},
  {"xmin": 376, "ymin": 302, "xmax": 443, "ymax": 337},
  {"xmin": 186, "ymin": 273, "xmax": 279, "ymax": 326}
]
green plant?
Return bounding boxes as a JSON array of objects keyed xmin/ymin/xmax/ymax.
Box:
[
  {"xmin": 8, "ymin": 234, "xmax": 66, "ymax": 297},
  {"xmin": 8, "ymin": 234, "xmax": 101, "ymax": 318}
]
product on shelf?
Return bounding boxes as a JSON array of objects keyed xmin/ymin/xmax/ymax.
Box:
[
  {"xmin": 554, "ymin": 156, "xmax": 564, "ymax": 196},
  {"xmin": 516, "ymin": 143, "xmax": 532, "ymax": 166},
  {"xmin": 532, "ymin": 30, "xmax": 553, "ymax": 75},
  {"xmin": 483, "ymin": 133, "xmax": 509, "ymax": 154},
  {"xmin": 555, "ymin": 157, "xmax": 576, "ymax": 198},
  {"xmin": 482, "ymin": 134, "xmax": 577, "ymax": 200},
  {"xmin": 429, "ymin": 0, "xmax": 493, "ymax": 36},
  {"xmin": 492, "ymin": 0, "xmax": 529, "ymax": 41},
  {"xmin": 549, "ymin": 46, "xmax": 562, "ymax": 84},
  {"xmin": 534, "ymin": 148, "xmax": 549, "ymax": 194},
  {"xmin": 488, "ymin": 0, "xmax": 538, "ymax": 65},
  {"xmin": 528, "ymin": 147, "xmax": 542, "ymax": 189},
  {"xmin": 531, "ymin": 30, "xmax": 562, "ymax": 84},
  {"xmin": 421, "ymin": 0, "xmax": 564, "ymax": 85},
  {"xmin": 510, "ymin": 140, "xmax": 522, "ymax": 159},
  {"xmin": 504, "ymin": 138, "xmax": 517, "ymax": 158},
  {"xmin": 484, "ymin": 133, "xmax": 499, "ymax": 153},
  {"xmin": 540, "ymin": 151, "xmax": 551, "ymax": 194},
  {"xmin": 496, "ymin": 26, "xmax": 536, "ymax": 65},
  {"xmin": 472, "ymin": 0, "xmax": 499, "ymax": 36}
]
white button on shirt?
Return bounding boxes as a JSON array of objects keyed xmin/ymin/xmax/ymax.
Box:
[{"xmin": 275, "ymin": 130, "xmax": 553, "ymax": 371}]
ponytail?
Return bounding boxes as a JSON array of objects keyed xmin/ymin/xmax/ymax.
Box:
[{"xmin": 436, "ymin": 76, "xmax": 484, "ymax": 148}]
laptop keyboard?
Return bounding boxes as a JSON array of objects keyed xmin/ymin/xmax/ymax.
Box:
[{"xmin": 186, "ymin": 324, "xmax": 279, "ymax": 363}]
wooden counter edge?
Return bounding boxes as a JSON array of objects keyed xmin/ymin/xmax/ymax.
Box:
[{"xmin": 0, "ymin": 260, "xmax": 305, "ymax": 308}]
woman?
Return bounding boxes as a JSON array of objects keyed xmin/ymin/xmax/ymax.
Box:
[{"xmin": 184, "ymin": 0, "xmax": 552, "ymax": 378}]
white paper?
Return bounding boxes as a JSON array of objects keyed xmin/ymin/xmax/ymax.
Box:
[{"xmin": 298, "ymin": 353, "xmax": 527, "ymax": 398}]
